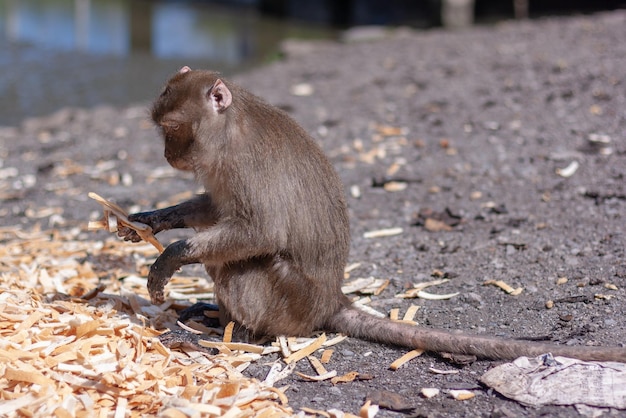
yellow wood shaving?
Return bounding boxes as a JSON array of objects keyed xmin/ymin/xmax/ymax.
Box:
[
  {"xmin": 320, "ymin": 349, "xmax": 334, "ymax": 364},
  {"xmin": 389, "ymin": 308, "xmax": 400, "ymax": 321},
  {"xmin": 223, "ymin": 321, "xmax": 235, "ymax": 343},
  {"xmin": 402, "ymin": 305, "xmax": 420, "ymax": 322},
  {"xmin": 374, "ymin": 279, "xmax": 390, "ymax": 296},
  {"xmin": 307, "ymin": 356, "xmax": 329, "ymax": 376},
  {"xmin": 4, "ymin": 366, "xmax": 55, "ymax": 386},
  {"xmin": 450, "ymin": 389, "xmax": 475, "ymax": 401},
  {"xmin": 295, "ymin": 370, "xmax": 338, "ymax": 381},
  {"xmin": 284, "ymin": 334, "xmax": 327, "ymax": 364},
  {"xmin": 484, "ymin": 280, "xmax": 523, "ymax": 295},
  {"xmin": 0, "ymin": 228, "xmax": 295, "ymax": 417},
  {"xmin": 363, "ymin": 227, "xmax": 403, "ymax": 239},
  {"xmin": 389, "ymin": 349, "xmax": 424, "ymax": 370},
  {"xmin": 88, "ymin": 192, "xmax": 164, "ymax": 253},
  {"xmin": 301, "ymin": 407, "xmax": 331, "ymax": 417},
  {"xmin": 198, "ymin": 340, "xmax": 265, "ymax": 354}
]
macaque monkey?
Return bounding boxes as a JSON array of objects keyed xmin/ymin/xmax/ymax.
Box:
[{"xmin": 118, "ymin": 66, "xmax": 626, "ymax": 362}]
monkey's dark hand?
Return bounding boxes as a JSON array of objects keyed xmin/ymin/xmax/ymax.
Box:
[{"xmin": 117, "ymin": 210, "xmax": 168, "ymax": 242}]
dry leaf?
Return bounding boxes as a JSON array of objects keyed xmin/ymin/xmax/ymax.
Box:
[
  {"xmin": 366, "ymin": 390, "xmax": 415, "ymax": 412},
  {"xmin": 424, "ymin": 218, "xmax": 453, "ymax": 232},
  {"xmin": 331, "ymin": 371, "xmax": 359, "ymax": 385}
]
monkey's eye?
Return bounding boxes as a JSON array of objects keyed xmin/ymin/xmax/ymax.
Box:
[{"xmin": 161, "ymin": 121, "xmax": 180, "ymax": 132}]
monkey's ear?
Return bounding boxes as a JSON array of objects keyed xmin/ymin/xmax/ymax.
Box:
[
  {"xmin": 209, "ymin": 79, "xmax": 232, "ymax": 113},
  {"xmin": 179, "ymin": 66, "xmax": 191, "ymax": 74}
]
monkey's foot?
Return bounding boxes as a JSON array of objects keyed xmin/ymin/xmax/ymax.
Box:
[
  {"xmin": 158, "ymin": 329, "xmax": 218, "ymax": 354},
  {"xmin": 178, "ymin": 302, "xmax": 220, "ymax": 323}
]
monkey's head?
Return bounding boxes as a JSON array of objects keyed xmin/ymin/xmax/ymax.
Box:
[{"xmin": 151, "ymin": 66, "xmax": 233, "ymax": 171}]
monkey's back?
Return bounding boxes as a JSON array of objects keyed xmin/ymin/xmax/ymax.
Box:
[{"xmin": 207, "ymin": 83, "xmax": 351, "ymax": 335}]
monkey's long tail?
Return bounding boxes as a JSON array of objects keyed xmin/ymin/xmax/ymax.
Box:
[{"xmin": 328, "ymin": 307, "xmax": 626, "ymax": 362}]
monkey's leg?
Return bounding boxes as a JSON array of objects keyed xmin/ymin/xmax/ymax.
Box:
[
  {"xmin": 210, "ymin": 255, "xmax": 330, "ymax": 338},
  {"xmin": 147, "ymin": 240, "xmax": 199, "ymax": 304},
  {"xmin": 158, "ymin": 329, "xmax": 218, "ymax": 354},
  {"xmin": 147, "ymin": 219, "xmax": 279, "ymax": 304},
  {"xmin": 178, "ymin": 302, "xmax": 220, "ymax": 323}
]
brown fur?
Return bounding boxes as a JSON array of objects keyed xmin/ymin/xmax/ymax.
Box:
[{"xmin": 119, "ymin": 67, "xmax": 626, "ymax": 362}]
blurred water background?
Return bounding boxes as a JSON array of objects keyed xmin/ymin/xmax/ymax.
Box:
[
  {"xmin": 0, "ymin": 0, "xmax": 343, "ymax": 126},
  {"xmin": 0, "ymin": 0, "xmax": 622, "ymax": 126}
]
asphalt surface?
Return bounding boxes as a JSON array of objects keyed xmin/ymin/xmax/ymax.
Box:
[{"xmin": 1, "ymin": 10, "xmax": 625, "ymax": 417}]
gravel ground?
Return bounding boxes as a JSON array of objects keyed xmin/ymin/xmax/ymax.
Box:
[{"xmin": 1, "ymin": 11, "xmax": 625, "ymax": 417}]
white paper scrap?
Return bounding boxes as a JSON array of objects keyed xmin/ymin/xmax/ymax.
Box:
[{"xmin": 481, "ymin": 354, "xmax": 626, "ymax": 410}]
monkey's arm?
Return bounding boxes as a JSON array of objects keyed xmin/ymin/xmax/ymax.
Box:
[
  {"xmin": 118, "ymin": 194, "xmax": 219, "ymax": 242},
  {"xmin": 147, "ymin": 220, "xmax": 271, "ymax": 304}
]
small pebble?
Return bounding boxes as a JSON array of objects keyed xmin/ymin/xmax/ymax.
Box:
[
  {"xmin": 328, "ymin": 386, "xmax": 342, "ymax": 396},
  {"xmin": 341, "ymin": 349, "xmax": 355, "ymax": 357}
]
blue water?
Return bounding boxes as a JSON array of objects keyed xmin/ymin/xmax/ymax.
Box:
[{"xmin": 0, "ymin": 0, "xmax": 336, "ymax": 125}]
